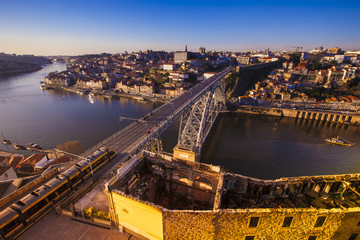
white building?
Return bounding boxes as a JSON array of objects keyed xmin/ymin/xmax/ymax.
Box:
[
  {"xmin": 0, "ymin": 167, "xmax": 17, "ymax": 181},
  {"xmin": 162, "ymin": 63, "xmax": 176, "ymax": 71},
  {"xmin": 203, "ymin": 72, "xmax": 217, "ymax": 80}
]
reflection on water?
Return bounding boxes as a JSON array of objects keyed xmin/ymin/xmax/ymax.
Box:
[
  {"xmin": 0, "ymin": 63, "xmax": 161, "ymax": 154},
  {"xmin": 201, "ymin": 113, "xmax": 360, "ymax": 179}
]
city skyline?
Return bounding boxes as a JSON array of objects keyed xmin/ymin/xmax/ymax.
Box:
[{"xmin": 1, "ymin": 0, "xmax": 360, "ymax": 55}]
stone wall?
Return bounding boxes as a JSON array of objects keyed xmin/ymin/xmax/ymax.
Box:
[
  {"xmin": 237, "ymin": 105, "xmax": 360, "ymax": 125},
  {"xmin": 163, "ymin": 208, "xmax": 360, "ymax": 240},
  {"xmin": 226, "ymin": 61, "xmax": 282, "ymax": 99}
]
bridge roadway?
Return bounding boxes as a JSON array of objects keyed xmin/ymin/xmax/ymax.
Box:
[{"xmin": 83, "ymin": 66, "xmax": 234, "ymax": 172}]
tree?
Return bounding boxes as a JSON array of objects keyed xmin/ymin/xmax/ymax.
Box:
[{"xmin": 185, "ymin": 73, "xmax": 197, "ymax": 84}]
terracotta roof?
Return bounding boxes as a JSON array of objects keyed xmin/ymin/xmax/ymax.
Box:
[
  {"xmin": 0, "ymin": 156, "xmax": 8, "ymax": 165},
  {"xmin": 18, "ymin": 154, "xmax": 47, "ymax": 167},
  {"xmin": 0, "ymin": 166, "xmax": 11, "ymax": 176},
  {"xmin": 8, "ymin": 156, "xmax": 24, "ymax": 168}
]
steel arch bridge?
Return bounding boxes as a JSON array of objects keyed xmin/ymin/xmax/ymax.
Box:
[
  {"xmin": 175, "ymin": 80, "xmax": 226, "ymax": 161},
  {"xmin": 82, "ymin": 66, "xmax": 234, "ymax": 165}
]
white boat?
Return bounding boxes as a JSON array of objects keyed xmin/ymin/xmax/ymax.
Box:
[{"xmin": 27, "ymin": 142, "xmax": 42, "ymax": 150}]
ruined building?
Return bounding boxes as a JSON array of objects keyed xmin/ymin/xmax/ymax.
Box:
[{"xmin": 105, "ymin": 151, "xmax": 360, "ymax": 240}]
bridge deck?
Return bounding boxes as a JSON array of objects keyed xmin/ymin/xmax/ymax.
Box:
[{"xmin": 82, "ymin": 67, "xmax": 234, "ymax": 171}]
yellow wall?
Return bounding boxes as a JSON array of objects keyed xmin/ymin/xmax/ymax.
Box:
[
  {"xmin": 112, "ymin": 192, "xmax": 163, "ymax": 240},
  {"xmin": 173, "ymin": 147, "xmax": 196, "ymax": 162}
]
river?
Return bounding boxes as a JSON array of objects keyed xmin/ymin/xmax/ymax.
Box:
[
  {"xmin": 0, "ymin": 63, "xmax": 161, "ymax": 154},
  {"xmin": 1, "ymin": 63, "xmax": 359, "ymax": 179}
]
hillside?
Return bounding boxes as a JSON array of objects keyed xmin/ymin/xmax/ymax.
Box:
[{"xmin": 0, "ymin": 53, "xmax": 52, "ymax": 77}]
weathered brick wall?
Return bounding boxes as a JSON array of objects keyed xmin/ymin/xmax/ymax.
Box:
[{"xmin": 163, "ymin": 208, "xmax": 360, "ymax": 240}]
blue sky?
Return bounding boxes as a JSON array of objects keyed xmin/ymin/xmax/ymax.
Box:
[{"xmin": 0, "ymin": 0, "xmax": 359, "ymax": 55}]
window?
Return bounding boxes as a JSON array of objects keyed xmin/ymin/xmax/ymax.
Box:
[
  {"xmin": 282, "ymin": 217, "xmax": 293, "ymax": 227},
  {"xmin": 314, "ymin": 216, "xmax": 326, "ymax": 227},
  {"xmin": 245, "ymin": 237, "xmax": 255, "ymax": 240},
  {"xmin": 249, "ymin": 217, "xmax": 259, "ymax": 228},
  {"xmin": 349, "ymin": 234, "xmax": 358, "ymax": 240},
  {"xmin": 308, "ymin": 236, "xmax": 317, "ymax": 240}
]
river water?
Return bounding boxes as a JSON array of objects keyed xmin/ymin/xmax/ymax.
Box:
[
  {"xmin": 0, "ymin": 63, "xmax": 161, "ymax": 154},
  {"xmin": 1, "ymin": 63, "xmax": 359, "ymax": 179}
]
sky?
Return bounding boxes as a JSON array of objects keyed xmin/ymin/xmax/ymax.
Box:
[{"xmin": 0, "ymin": 0, "xmax": 359, "ymax": 55}]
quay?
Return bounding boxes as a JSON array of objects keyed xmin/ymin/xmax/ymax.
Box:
[
  {"xmin": 236, "ymin": 105, "xmax": 360, "ymax": 125},
  {"xmin": 61, "ymin": 86, "xmax": 170, "ymax": 103}
]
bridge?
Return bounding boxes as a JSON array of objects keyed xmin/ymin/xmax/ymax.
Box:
[{"xmin": 82, "ymin": 66, "xmax": 234, "ymax": 168}]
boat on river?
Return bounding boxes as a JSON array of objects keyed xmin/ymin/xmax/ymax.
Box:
[
  {"xmin": 1, "ymin": 138, "xmax": 11, "ymax": 145},
  {"xmin": 13, "ymin": 144, "xmax": 27, "ymax": 150},
  {"xmin": 27, "ymin": 142, "xmax": 42, "ymax": 150},
  {"xmin": 1, "ymin": 133, "xmax": 12, "ymax": 145},
  {"xmin": 104, "ymin": 94, "xmax": 112, "ymax": 99},
  {"xmin": 325, "ymin": 136, "xmax": 354, "ymax": 147}
]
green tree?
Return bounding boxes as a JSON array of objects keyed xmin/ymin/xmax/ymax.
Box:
[{"xmin": 185, "ymin": 73, "xmax": 197, "ymax": 83}]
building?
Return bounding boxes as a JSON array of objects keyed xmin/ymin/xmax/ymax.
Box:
[
  {"xmin": 162, "ymin": 63, "xmax": 176, "ymax": 71},
  {"xmin": 174, "ymin": 52, "xmax": 189, "ymax": 64},
  {"xmin": 199, "ymin": 47, "xmax": 206, "ymax": 54},
  {"xmin": 174, "ymin": 46, "xmax": 190, "ymax": 64},
  {"xmin": 237, "ymin": 56, "xmax": 251, "ymax": 65},
  {"xmin": 327, "ymin": 67, "xmax": 346, "ymax": 86},
  {"xmin": 203, "ymin": 72, "xmax": 217, "ymax": 80},
  {"xmin": 105, "ymin": 151, "xmax": 360, "ymax": 240},
  {"xmin": 16, "ymin": 153, "xmax": 49, "ymax": 172},
  {"xmin": 328, "ymin": 47, "xmax": 342, "ymax": 55},
  {"xmin": 0, "ymin": 158, "xmax": 17, "ymax": 181}
]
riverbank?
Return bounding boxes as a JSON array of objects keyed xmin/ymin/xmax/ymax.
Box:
[
  {"xmin": 0, "ymin": 65, "xmax": 43, "ymax": 78},
  {"xmin": 0, "ymin": 54, "xmax": 52, "ymax": 78},
  {"xmin": 236, "ymin": 105, "xmax": 360, "ymax": 125},
  {"xmin": 0, "ymin": 150, "xmax": 17, "ymax": 157},
  {"xmin": 60, "ymin": 86, "xmax": 170, "ymax": 103}
]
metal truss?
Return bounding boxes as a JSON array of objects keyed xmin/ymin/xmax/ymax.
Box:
[{"xmin": 177, "ymin": 82, "xmax": 225, "ymax": 159}]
